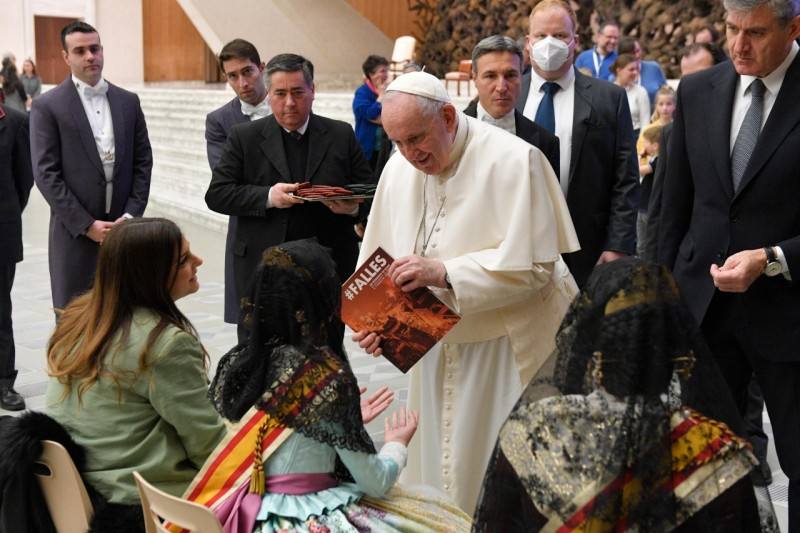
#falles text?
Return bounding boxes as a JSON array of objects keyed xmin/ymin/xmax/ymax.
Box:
[{"xmin": 343, "ymin": 253, "xmax": 389, "ymax": 301}]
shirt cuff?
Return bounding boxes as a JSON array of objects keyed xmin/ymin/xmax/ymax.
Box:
[
  {"xmin": 378, "ymin": 441, "xmax": 408, "ymax": 470},
  {"xmin": 775, "ymin": 246, "xmax": 792, "ymax": 281},
  {"xmin": 122, "ymin": 213, "xmax": 134, "ymax": 220},
  {"xmin": 266, "ymin": 186, "xmax": 273, "ymax": 209}
]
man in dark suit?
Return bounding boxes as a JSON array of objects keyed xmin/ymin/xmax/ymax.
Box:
[
  {"xmin": 659, "ymin": 0, "xmax": 800, "ymax": 526},
  {"xmin": 517, "ymin": 0, "xmax": 638, "ymax": 287},
  {"xmin": 206, "ymin": 53, "xmax": 373, "ymax": 323},
  {"xmin": 0, "ymin": 104, "xmax": 33, "ymax": 411},
  {"xmin": 30, "ymin": 21, "xmax": 152, "ymax": 311},
  {"xmin": 463, "ymin": 35, "xmax": 559, "ymax": 179},
  {"xmin": 206, "ymin": 39, "xmax": 269, "ymax": 329}
]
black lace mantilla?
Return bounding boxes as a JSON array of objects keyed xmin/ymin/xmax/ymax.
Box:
[{"xmin": 208, "ymin": 239, "xmax": 374, "ymax": 455}]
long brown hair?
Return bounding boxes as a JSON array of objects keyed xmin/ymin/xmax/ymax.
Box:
[{"xmin": 48, "ymin": 218, "xmax": 202, "ymax": 400}]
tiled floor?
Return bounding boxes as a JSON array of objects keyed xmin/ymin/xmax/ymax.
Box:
[{"xmin": 3, "ymin": 190, "xmax": 409, "ymax": 440}]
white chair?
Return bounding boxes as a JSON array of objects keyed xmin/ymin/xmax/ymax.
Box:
[
  {"xmin": 389, "ymin": 35, "xmax": 417, "ymax": 79},
  {"xmin": 134, "ymin": 471, "xmax": 223, "ymax": 533},
  {"xmin": 34, "ymin": 440, "xmax": 94, "ymax": 533}
]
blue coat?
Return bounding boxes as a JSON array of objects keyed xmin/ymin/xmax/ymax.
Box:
[
  {"xmin": 639, "ymin": 60, "xmax": 667, "ymax": 105},
  {"xmin": 575, "ymin": 49, "xmax": 617, "ymax": 81},
  {"xmin": 352, "ymin": 83, "xmax": 381, "ymax": 157}
]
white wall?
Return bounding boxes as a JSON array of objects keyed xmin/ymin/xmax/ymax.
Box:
[
  {"xmin": 96, "ymin": 0, "xmax": 144, "ymax": 85},
  {"xmin": 179, "ymin": 0, "xmax": 392, "ymax": 82},
  {"xmin": 0, "ymin": 0, "xmax": 90, "ymax": 64}
]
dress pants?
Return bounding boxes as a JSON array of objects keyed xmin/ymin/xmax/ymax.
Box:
[
  {"xmin": 702, "ymin": 291, "xmax": 800, "ymax": 532},
  {"xmin": 0, "ymin": 263, "xmax": 16, "ymax": 385}
]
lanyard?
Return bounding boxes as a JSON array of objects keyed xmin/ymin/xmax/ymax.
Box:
[{"xmin": 593, "ymin": 50, "xmax": 603, "ymax": 77}]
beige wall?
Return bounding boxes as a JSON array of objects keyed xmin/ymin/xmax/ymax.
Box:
[
  {"xmin": 177, "ymin": 0, "xmax": 392, "ymax": 82},
  {"xmin": 96, "ymin": 0, "xmax": 144, "ymax": 85},
  {"xmin": 0, "ymin": 0, "xmax": 88, "ymax": 65}
]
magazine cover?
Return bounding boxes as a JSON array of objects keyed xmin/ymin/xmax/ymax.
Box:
[{"xmin": 341, "ymin": 247, "xmax": 461, "ymax": 373}]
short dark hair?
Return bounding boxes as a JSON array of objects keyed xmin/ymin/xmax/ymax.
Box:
[
  {"xmin": 265, "ymin": 53, "xmax": 314, "ymax": 89},
  {"xmin": 362, "ymin": 55, "xmax": 389, "ymax": 77},
  {"xmin": 61, "ymin": 21, "xmax": 98, "ymax": 51},
  {"xmin": 218, "ymin": 39, "xmax": 261, "ymax": 72},
  {"xmin": 618, "ymin": 36, "xmax": 639, "ymax": 55},
  {"xmin": 680, "ymin": 43, "xmax": 727, "ymax": 65},
  {"xmin": 471, "ymin": 35, "xmax": 523, "ymax": 73},
  {"xmin": 610, "ymin": 53, "xmax": 636, "ymax": 75},
  {"xmin": 598, "ymin": 20, "xmax": 620, "ymax": 34}
]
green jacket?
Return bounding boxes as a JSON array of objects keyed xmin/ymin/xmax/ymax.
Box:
[{"xmin": 46, "ymin": 309, "xmax": 226, "ymax": 504}]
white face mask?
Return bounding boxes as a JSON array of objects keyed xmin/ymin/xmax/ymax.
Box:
[{"xmin": 530, "ymin": 36, "xmax": 572, "ymax": 72}]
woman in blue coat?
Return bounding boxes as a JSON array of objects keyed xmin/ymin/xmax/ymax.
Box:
[{"xmin": 352, "ymin": 55, "xmax": 390, "ymax": 175}]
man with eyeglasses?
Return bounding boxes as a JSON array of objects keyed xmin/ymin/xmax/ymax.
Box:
[{"xmin": 575, "ymin": 20, "xmax": 620, "ymax": 81}]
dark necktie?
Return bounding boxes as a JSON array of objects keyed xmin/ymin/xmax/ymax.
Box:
[
  {"xmin": 534, "ymin": 82, "xmax": 560, "ymax": 135},
  {"xmin": 731, "ymin": 79, "xmax": 765, "ymax": 192},
  {"xmin": 289, "ymin": 130, "xmax": 303, "ymax": 141}
]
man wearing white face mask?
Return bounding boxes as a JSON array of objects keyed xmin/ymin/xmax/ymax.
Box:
[{"xmin": 516, "ymin": 0, "xmax": 639, "ymax": 288}]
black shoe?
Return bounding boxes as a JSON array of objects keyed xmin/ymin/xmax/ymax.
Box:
[
  {"xmin": 0, "ymin": 385, "xmax": 25, "ymax": 411},
  {"xmin": 751, "ymin": 459, "xmax": 773, "ymax": 487}
]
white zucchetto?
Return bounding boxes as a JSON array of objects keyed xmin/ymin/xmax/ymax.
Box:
[{"xmin": 386, "ymin": 71, "xmax": 451, "ymax": 103}]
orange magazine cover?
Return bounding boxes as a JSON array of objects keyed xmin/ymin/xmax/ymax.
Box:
[{"xmin": 341, "ymin": 247, "xmax": 461, "ymax": 373}]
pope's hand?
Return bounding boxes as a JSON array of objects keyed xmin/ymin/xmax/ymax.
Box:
[
  {"xmin": 270, "ymin": 183, "xmax": 305, "ymax": 209},
  {"xmin": 388, "ymin": 255, "xmax": 447, "ymax": 292},
  {"xmin": 352, "ymin": 330, "xmax": 383, "ymax": 357}
]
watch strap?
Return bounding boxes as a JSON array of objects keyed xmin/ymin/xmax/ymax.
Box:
[{"xmin": 764, "ymin": 246, "xmax": 777, "ymax": 264}]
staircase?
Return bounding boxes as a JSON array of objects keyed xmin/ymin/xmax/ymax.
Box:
[
  {"xmin": 138, "ymin": 87, "xmax": 357, "ymax": 231},
  {"xmin": 137, "ymin": 86, "xmax": 472, "ymax": 232}
]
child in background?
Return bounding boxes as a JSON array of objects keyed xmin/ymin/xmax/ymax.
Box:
[
  {"xmin": 637, "ymin": 124, "xmax": 662, "ymax": 256},
  {"xmin": 638, "ymin": 85, "xmax": 675, "ymax": 164}
]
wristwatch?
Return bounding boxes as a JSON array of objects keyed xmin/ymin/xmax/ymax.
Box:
[{"xmin": 764, "ymin": 246, "xmax": 783, "ymax": 277}]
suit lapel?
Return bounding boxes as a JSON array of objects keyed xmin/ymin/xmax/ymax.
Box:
[
  {"xmin": 517, "ymin": 72, "xmax": 531, "ymax": 113},
  {"xmin": 305, "ymin": 114, "xmax": 330, "ymax": 181},
  {"xmin": 706, "ymin": 64, "xmax": 737, "ymax": 199},
  {"xmin": 514, "ymin": 110, "xmax": 536, "ymax": 144},
  {"xmin": 734, "ymin": 53, "xmax": 800, "ymax": 200},
  {"xmin": 107, "ymin": 84, "xmax": 126, "ymax": 178},
  {"xmin": 259, "ymin": 117, "xmax": 291, "ymax": 180},
  {"xmin": 230, "ymin": 98, "xmax": 248, "ymax": 125},
  {"xmin": 570, "ymin": 71, "xmax": 593, "ymax": 184},
  {"xmin": 66, "ymin": 79, "xmax": 104, "ymax": 177}
]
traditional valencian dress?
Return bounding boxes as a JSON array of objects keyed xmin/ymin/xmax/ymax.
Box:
[
  {"xmin": 473, "ymin": 259, "xmax": 777, "ymax": 532},
  {"xmin": 359, "ymin": 111, "xmax": 580, "ymax": 513},
  {"xmin": 182, "ymin": 240, "xmax": 471, "ymax": 533}
]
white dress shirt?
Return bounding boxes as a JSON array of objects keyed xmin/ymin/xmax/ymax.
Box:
[
  {"xmin": 729, "ymin": 41, "xmax": 798, "ymax": 278},
  {"xmin": 476, "ymin": 101, "xmax": 516, "ymax": 134},
  {"xmin": 523, "ymin": 68, "xmax": 576, "ymax": 195},
  {"xmin": 73, "ymin": 75, "xmax": 115, "ymax": 214},
  {"xmin": 240, "ymin": 97, "xmax": 271, "ymax": 120}
]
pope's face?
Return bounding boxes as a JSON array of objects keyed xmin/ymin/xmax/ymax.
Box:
[{"xmin": 383, "ymin": 94, "xmax": 458, "ymax": 175}]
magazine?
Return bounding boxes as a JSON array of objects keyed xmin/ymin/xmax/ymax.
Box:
[{"xmin": 341, "ymin": 247, "xmax": 461, "ymax": 372}]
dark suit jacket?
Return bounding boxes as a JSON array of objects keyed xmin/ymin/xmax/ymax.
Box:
[
  {"xmin": 30, "ymin": 77, "xmax": 152, "ymax": 309},
  {"xmin": 206, "ymin": 97, "xmax": 250, "ymax": 323},
  {"xmin": 462, "ymin": 99, "xmax": 560, "ymax": 180},
  {"xmin": 640, "ymin": 122, "xmax": 673, "ymax": 262},
  {"xmin": 205, "ymin": 113, "xmax": 373, "ymax": 304},
  {"xmin": 0, "ymin": 105, "xmax": 34, "ymax": 265},
  {"xmin": 659, "ymin": 56, "xmax": 800, "ymax": 362},
  {"xmin": 517, "ymin": 68, "xmax": 639, "ymax": 287}
]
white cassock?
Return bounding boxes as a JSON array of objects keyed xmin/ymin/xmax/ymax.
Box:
[{"xmin": 359, "ymin": 112, "xmax": 580, "ymax": 514}]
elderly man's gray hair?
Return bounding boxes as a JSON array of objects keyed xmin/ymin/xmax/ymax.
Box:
[
  {"xmin": 471, "ymin": 35, "xmax": 524, "ymax": 73},
  {"xmin": 265, "ymin": 53, "xmax": 314, "ymax": 90},
  {"xmin": 383, "ymin": 91, "xmax": 447, "ymax": 119},
  {"xmin": 723, "ymin": 0, "xmax": 800, "ymax": 25}
]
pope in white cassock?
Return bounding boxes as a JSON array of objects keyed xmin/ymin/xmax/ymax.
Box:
[{"xmin": 353, "ymin": 71, "xmax": 580, "ymax": 514}]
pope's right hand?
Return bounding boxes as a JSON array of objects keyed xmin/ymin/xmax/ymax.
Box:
[
  {"xmin": 270, "ymin": 182, "xmax": 305, "ymax": 209},
  {"xmin": 352, "ymin": 330, "xmax": 383, "ymax": 357}
]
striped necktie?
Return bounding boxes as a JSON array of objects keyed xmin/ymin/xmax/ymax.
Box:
[{"xmin": 731, "ymin": 79, "xmax": 765, "ymax": 192}]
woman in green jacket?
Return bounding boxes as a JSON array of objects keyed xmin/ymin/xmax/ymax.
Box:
[{"xmin": 46, "ymin": 217, "xmax": 226, "ymax": 504}]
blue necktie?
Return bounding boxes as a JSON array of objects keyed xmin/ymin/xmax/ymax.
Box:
[{"xmin": 535, "ymin": 82, "xmax": 560, "ymax": 134}]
